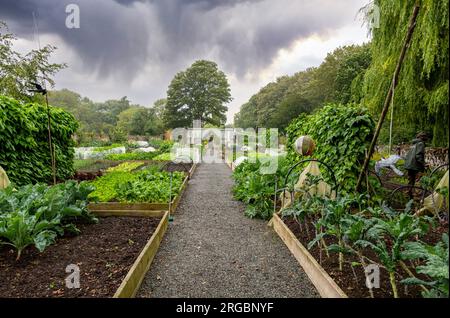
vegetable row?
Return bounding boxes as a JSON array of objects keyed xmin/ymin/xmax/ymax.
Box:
[{"xmin": 88, "ymin": 163, "xmax": 185, "ymax": 203}]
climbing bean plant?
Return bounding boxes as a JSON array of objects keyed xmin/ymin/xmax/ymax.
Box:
[
  {"xmin": 0, "ymin": 95, "xmax": 78, "ymax": 185},
  {"xmin": 286, "ymin": 103, "xmax": 375, "ymax": 193}
]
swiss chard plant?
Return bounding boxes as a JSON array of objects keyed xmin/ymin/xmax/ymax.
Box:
[{"xmin": 0, "ymin": 181, "xmax": 96, "ymax": 259}]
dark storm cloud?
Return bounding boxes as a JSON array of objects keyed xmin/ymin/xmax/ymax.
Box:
[
  {"xmin": 0, "ymin": 0, "xmax": 363, "ymax": 79},
  {"xmin": 0, "ymin": 0, "xmax": 151, "ymax": 79}
]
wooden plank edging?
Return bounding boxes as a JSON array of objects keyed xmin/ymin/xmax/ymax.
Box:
[
  {"xmin": 269, "ymin": 214, "xmax": 348, "ymax": 298},
  {"xmin": 89, "ymin": 202, "xmax": 169, "ymax": 211},
  {"xmin": 189, "ymin": 162, "xmax": 197, "ymax": 177},
  {"xmin": 225, "ymin": 161, "xmax": 234, "ymax": 170},
  {"xmin": 170, "ymin": 175, "xmax": 189, "ymax": 213},
  {"xmin": 91, "ymin": 210, "xmax": 166, "ymax": 217},
  {"xmin": 111, "ymin": 210, "xmax": 170, "ymax": 298}
]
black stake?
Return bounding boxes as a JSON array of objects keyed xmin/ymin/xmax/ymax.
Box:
[{"xmin": 29, "ymin": 82, "xmax": 56, "ymax": 185}]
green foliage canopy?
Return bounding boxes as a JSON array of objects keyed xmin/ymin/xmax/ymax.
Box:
[
  {"xmin": 234, "ymin": 44, "xmax": 372, "ymax": 130},
  {"xmin": 361, "ymin": 0, "xmax": 449, "ymax": 146},
  {"xmin": 164, "ymin": 60, "xmax": 232, "ymax": 128},
  {"xmin": 47, "ymin": 90, "xmax": 166, "ymax": 143},
  {"xmin": 0, "ymin": 22, "xmax": 66, "ymax": 102}
]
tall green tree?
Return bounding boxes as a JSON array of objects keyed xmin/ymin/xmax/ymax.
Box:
[
  {"xmin": 117, "ymin": 106, "xmax": 160, "ymax": 136},
  {"xmin": 150, "ymin": 98, "xmax": 167, "ymax": 135},
  {"xmin": 0, "ymin": 21, "xmax": 66, "ymax": 102},
  {"xmin": 361, "ymin": 0, "xmax": 449, "ymax": 146},
  {"xmin": 95, "ymin": 96, "xmax": 131, "ymax": 126},
  {"xmin": 164, "ymin": 60, "xmax": 232, "ymax": 128},
  {"xmin": 233, "ymin": 44, "xmax": 371, "ymax": 130}
]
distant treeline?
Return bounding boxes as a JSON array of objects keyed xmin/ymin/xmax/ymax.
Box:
[
  {"xmin": 234, "ymin": 1, "xmax": 449, "ymax": 147},
  {"xmin": 234, "ymin": 44, "xmax": 371, "ymax": 133},
  {"xmin": 47, "ymin": 89, "xmax": 167, "ymax": 145}
]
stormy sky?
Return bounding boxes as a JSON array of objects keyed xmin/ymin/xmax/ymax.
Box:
[{"xmin": 0, "ymin": 0, "xmax": 370, "ymax": 123}]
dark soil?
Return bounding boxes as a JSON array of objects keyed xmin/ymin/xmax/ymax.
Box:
[
  {"xmin": 76, "ymin": 160, "xmax": 121, "ymax": 173},
  {"xmin": 73, "ymin": 170, "xmax": 103, "ymax": 181},
  {"xmin": 158, "ymin": 161, "xmax": 193, "ymax": 174},
  {"xmin": 0, "ymin": 217, "xmax": 161, "ymax": 298},
  {"xmin": 282, "ymin": 217, "xmax": 443, "ymax": 298}
]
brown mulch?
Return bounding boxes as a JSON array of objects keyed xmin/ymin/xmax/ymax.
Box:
[{"xmin": 0, "ymin": 217, "xmax": 161, "ymax": 298}]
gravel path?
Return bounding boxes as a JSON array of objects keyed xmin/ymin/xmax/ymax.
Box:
[{"xmin": 137, "ymin": 163, "xmax": 318, "ymax": 298}]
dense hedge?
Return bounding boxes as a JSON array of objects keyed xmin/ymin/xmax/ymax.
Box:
[
  {"xmin": 0, "ymin": 95, "xmax": 78, "ymax": 185},
  {"xmin": 286, "ymin": 104, "xmax": 375, "ymax": 193}
]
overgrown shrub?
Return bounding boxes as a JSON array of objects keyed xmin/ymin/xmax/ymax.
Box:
[
  {"xmin": 286, "ymin": 103, "xmax": 374, "ymax": 193},
  {"xmin": 0, "ymin": 95, "xmax": 78, "ymax": 185}
]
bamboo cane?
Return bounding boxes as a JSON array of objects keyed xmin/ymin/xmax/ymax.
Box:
[{"xmin": 356, "ymin": 2, "xmax": 421, "ymax": 192}]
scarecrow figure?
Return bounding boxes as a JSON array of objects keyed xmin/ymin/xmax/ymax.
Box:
[{"xmin": 404, "ymin": 132, "xmax": 428, "ymax": 199}]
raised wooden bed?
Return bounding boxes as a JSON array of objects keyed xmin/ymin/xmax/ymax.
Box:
[
  {"xmin": 88, "ymin": 166, "xmax": 195, "ymax": 214},
  {"xmin": 189, "ymin": 162, "xmax": 197, "ymax": 177},
  {"xmin": 90, "ymin": 209, "xmax": 169, "ymax": 298},
  {"xmin": 269, "ymin": 213, "xmax": 348, "ymax": 298},
  {"xmin": 226, "ymin": 161, "xmax": 234, "ymax": 171},
  {"xmin": 115, "ymin": 211, "xmax": 168, "ymax": 298},
  {"xmin": 0, "ymin": 211, "xmax": 168, "ymax": 298}
]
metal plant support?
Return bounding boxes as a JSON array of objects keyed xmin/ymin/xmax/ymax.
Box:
[
  {"xmin": 273, "ymin": 158, "xmax": 339, "ymax": 214},
  {"xmin": 387, "ymin": 162, "xmax": 449, "ymax": 214}
]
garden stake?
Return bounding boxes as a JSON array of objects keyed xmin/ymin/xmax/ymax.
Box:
[
  {"xmin": 314, "ymin": 223, "xmax": 322, "ymax": 265},
  {"xmin": 28, "ymin": 83, "xmax": 56, "ymax": 185},
  {"xmin": 169, "ymin": 171, "xmax": 173, "ymax": 219},
  {"xmin": 399, "ymin": 260, "xmax": 429, "ymax": 294},
  {"xmin": 273, "ymin": 175, "xmax": 277, "ymax": 216},
  {"xmin": 31, "ymin": 12, "xmax": 56, "ymax": 185},
  {"xmin": 321, "ymin": 236, "xmax": 330, "ymax": 258},
  {"xmin": 350, "ymin": 264, "xmax": 359, "ymax": 284}
]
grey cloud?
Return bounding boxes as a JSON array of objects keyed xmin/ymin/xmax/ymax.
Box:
[{"xmin": 0, "ymin": 0, "xmax": 364, "ymax": 79}]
